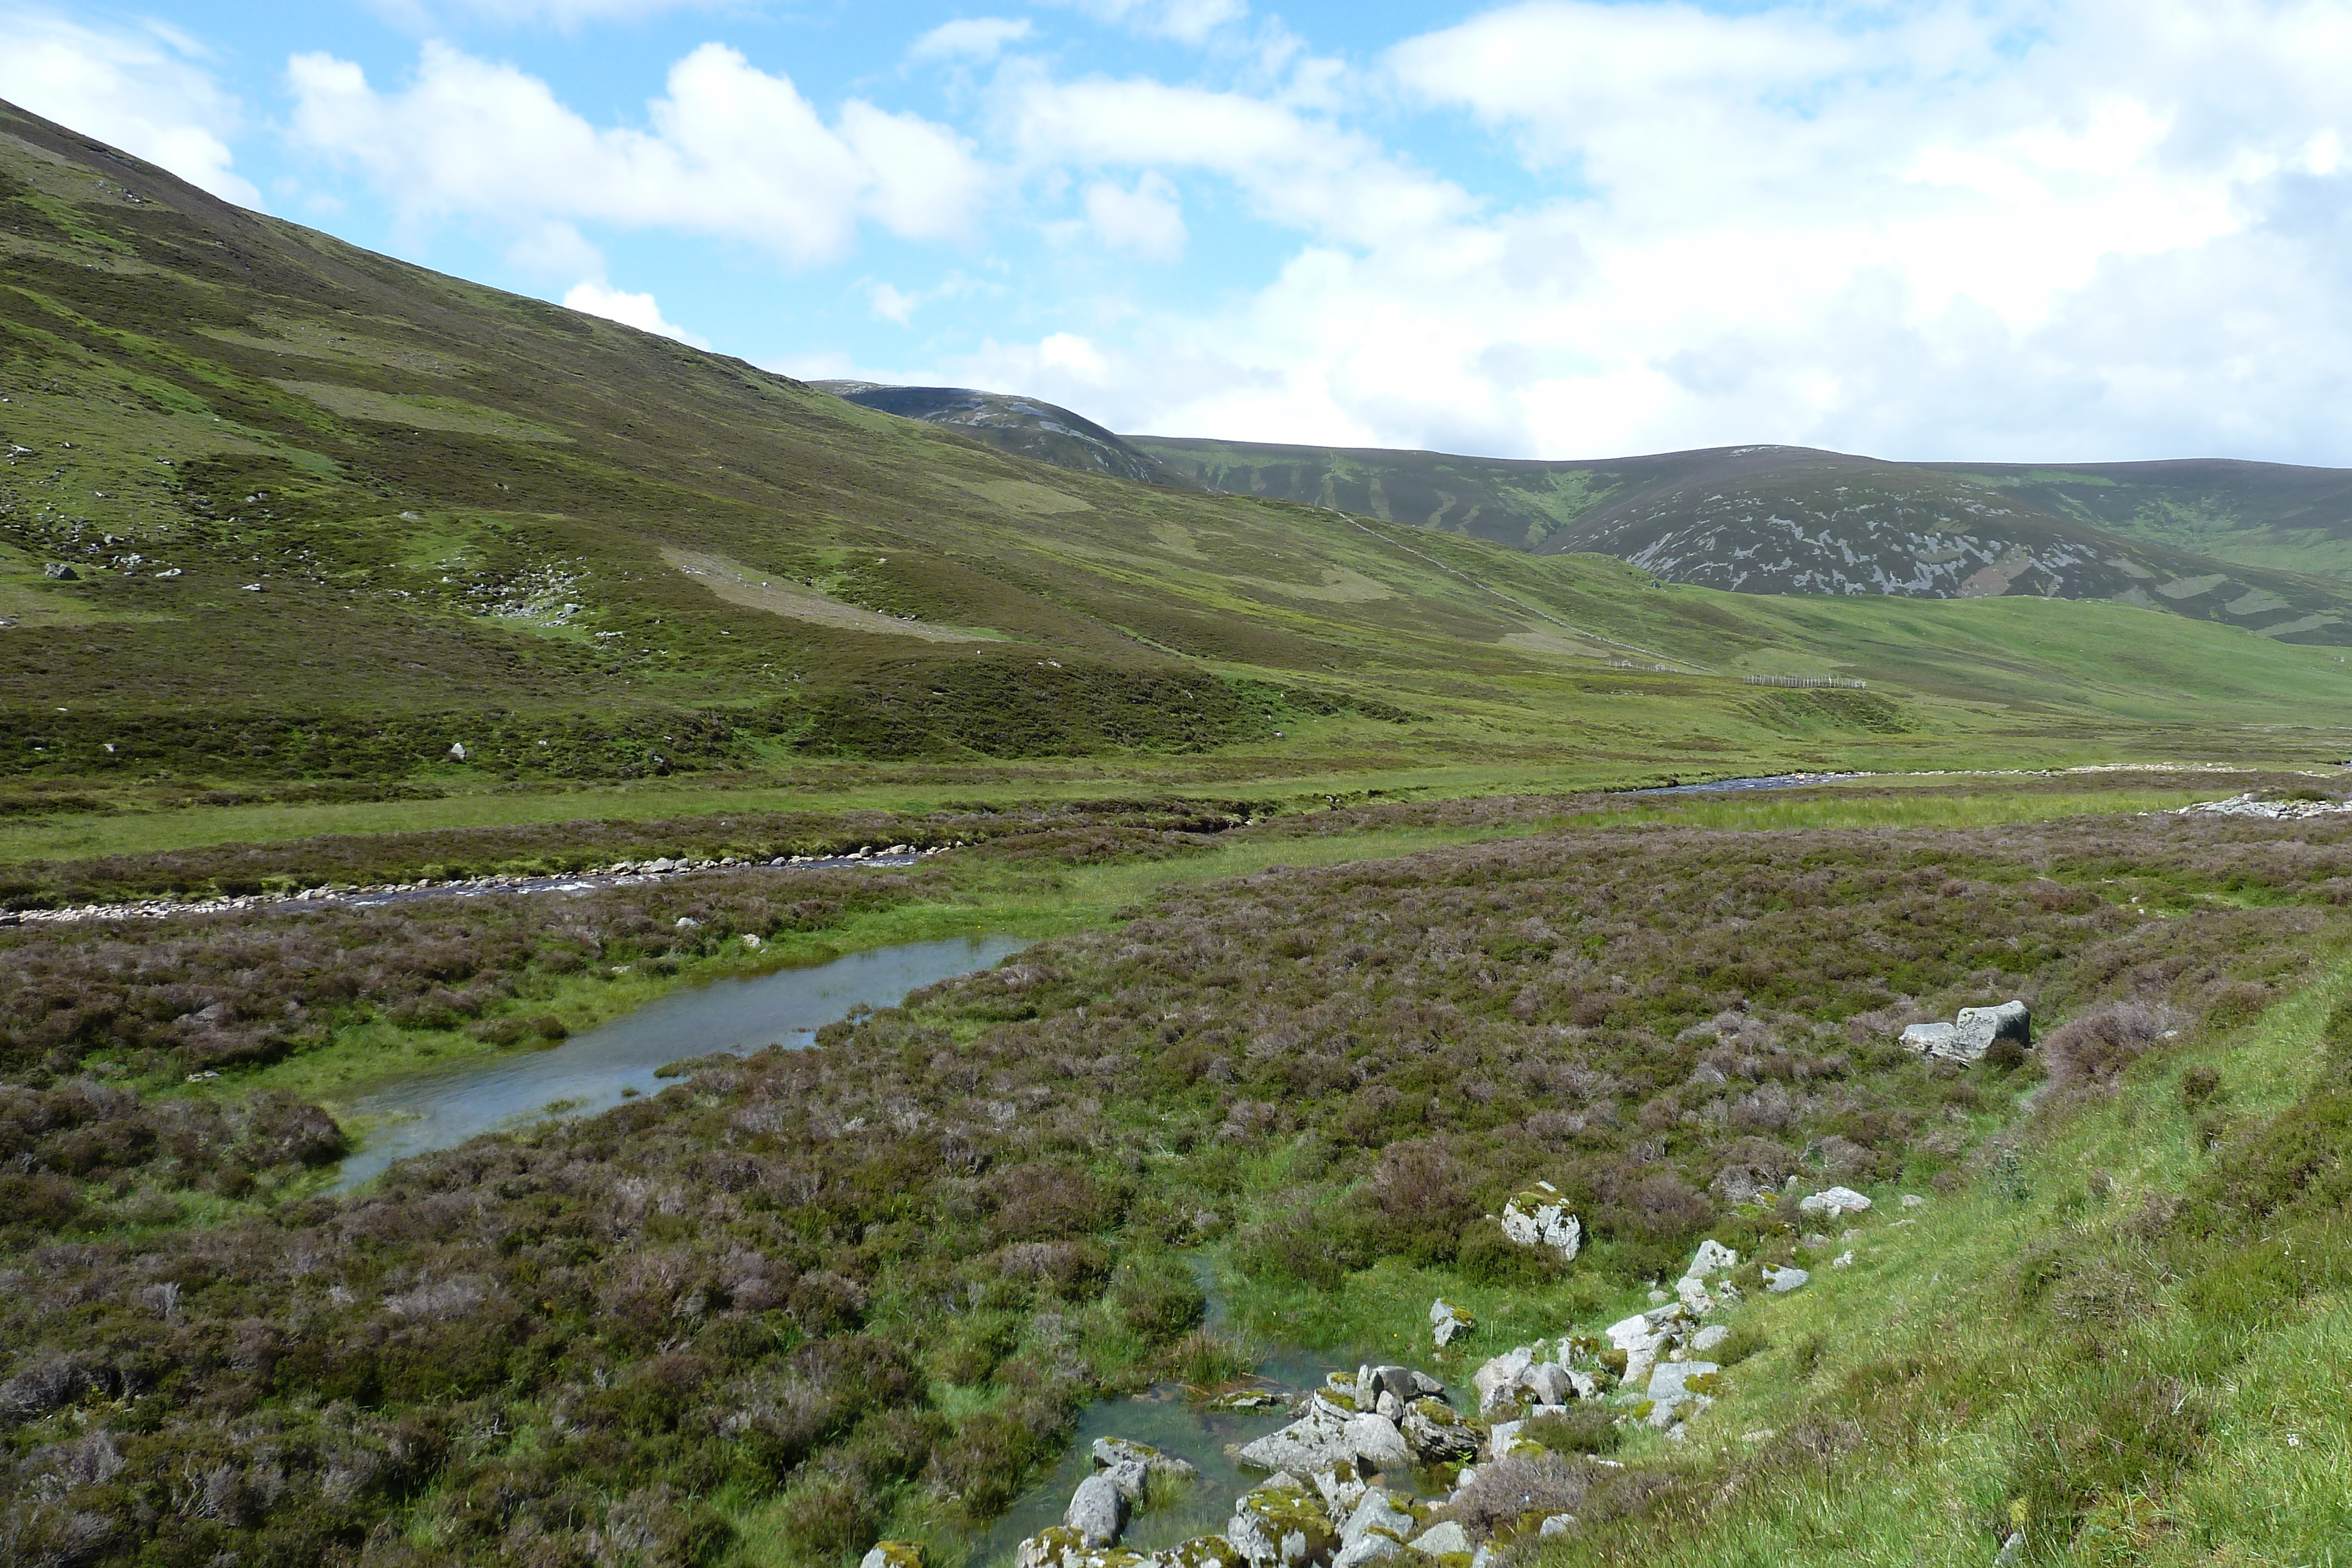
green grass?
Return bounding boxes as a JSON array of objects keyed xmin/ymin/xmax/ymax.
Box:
[{"xmin": 1545, "ymin": 957, "xmax": 2352, "ymax": 1564}]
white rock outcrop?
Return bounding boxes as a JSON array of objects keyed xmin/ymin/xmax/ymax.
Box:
[{"xmin": 1499, "ymin": 1182, "xmax": 1583, "ymax": 1261}]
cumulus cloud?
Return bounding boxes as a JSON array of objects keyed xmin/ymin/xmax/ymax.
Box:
[
  {"xmin": 286, "ymin": 41, "xmax": 987, "ymax": 264},
  {"xmin": 562, "ymin": 279, "xmax": 710, "ymax": 347},
  {"xmin": 0, "ymin": 7, "xmax": 259, "ymax": 206},
  {"xmin": 910, "ymin": 18, "xmax": 1034, "ymax": 63},
  {"xmin": 1082, "ymin": 172, "xmax": 1186, "ymax": 260},
  {"xmin": 953, "ymin": 0, "xmax": 2352, "ymax": 464}
]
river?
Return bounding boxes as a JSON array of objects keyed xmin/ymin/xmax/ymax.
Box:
[{"xmin": 329, "ymin": 933, "xmax": 1031, "ymax": 1189}]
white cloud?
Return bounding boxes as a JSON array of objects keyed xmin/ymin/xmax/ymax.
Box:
[
  {"xmin": 562, "ymin": 279, "xmax": 710, "ymax": 347},
  {"xmin": 1082, "ymin": 172, "xmax": 1186, "ymax": 260},
  {"xmin": 287, "ymin": 41, "xmax": 987, "ymax": 264},
  {"xmin": 1002, "ymin": 69, "xmax": 1472, "ymax": 250},
  {"xmin": 0, "ymin": 8, "xmax": 259, "ymax": 206},
  {"xmin": 910, "ymin": 18, "xmax": 1034, "ymax": 63},
  {"xmin": 963, "ymin": 0, "xmax": 2352, "ymax": 466},
  {"xmin": 1051, "ymin": 0, "xmax": 1248, "ymax": 45}
]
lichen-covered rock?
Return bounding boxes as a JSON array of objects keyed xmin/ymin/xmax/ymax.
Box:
[
  {"xmin": 1410, "ymin": 1522, "xmax": 1471, "ymax": 1558},
  {"xmin": 1401, "ymin": 1397, "xmax": 1479, "ymax": 1462},
  {"xmin": 1160, "ymin": 1537, "xmax": 1248, "ymax": 1568},
  {"xmin": 1095, "ymin": 1436, "xmax": 1202, "ymax": 1487},
  {"xmin": 1340, "ymin": 1489, "xmax": 1419, "ymax": 1550},
  {"xmin": 861, "ymin": 1544, "xmax": 927, "ymax": 1568},
  {"xmin": 1331, "ymin": 1535, "xmax": 1403, "ymax": 1568},
  {"xmin": 1228, "ymin": 1475, "xmax": 1342, "ymax": 1568},
  {"xmin": 1237, "ymin": 1394, "xmax": 1357, "ymax": 1473},
  {"xmin": 1430, "ymin": 1298, "xmax": 1475, "ymax": 1348},
  {"xmin": 1498, "ymin": 1183, "xmax": 1582, "ymax": 1261},
  {"xmin": 1067, "ymin": 1473, "xmax": 1132, "ymax": 1548},
  {"xmin": 1344, "ymin": 1412, "xmax": 1415, "ymax": 1472},
  {"xmin": 1685, "ymin": 1239, "xmax": 1738, "ymax": 1278},
  {"xmin": 1471, "ymin": 1348, "xmax": 1533, "ymax": 1413}
]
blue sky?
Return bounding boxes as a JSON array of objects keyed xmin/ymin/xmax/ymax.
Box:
[{"xmin": 7, "ymin": 0, "xmax": 2352, "ymax": 465}]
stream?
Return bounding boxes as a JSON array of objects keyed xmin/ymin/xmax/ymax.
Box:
[
  {"xmin": 326, "ymin": 927, "xmax": 1405, "ymax": 1559},
  {"xmin": 329, "ymin": 933, "xmax": 1030, "ymax": 1189}
]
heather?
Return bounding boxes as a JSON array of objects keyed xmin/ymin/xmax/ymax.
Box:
[{"xmin": 4, "ymin": 803, "xmax": 2352, "ymax": 1567}]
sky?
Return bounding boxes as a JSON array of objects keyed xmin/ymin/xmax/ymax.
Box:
[{"xmin": 5, "ymin": 0, "xmax": 2350, "ymax": 466}]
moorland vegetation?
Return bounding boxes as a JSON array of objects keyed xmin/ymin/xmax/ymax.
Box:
[{"xmin": 5, "ymin": 777, "xmax": 2352, "ymax": 1566}]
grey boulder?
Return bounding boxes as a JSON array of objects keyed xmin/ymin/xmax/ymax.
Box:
[{"xmin": 1065, "ymin": 1473, "xmax": 1129, "ymax": 1548}]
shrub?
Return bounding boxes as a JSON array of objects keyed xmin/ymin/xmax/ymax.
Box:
[
  {"xmin": 1111, "ymin": 1254, "xmax": 1207, "ymax": 1340},
  {"xmin": 1448, "ymin": 1453, "xmax": 1597, "ymax": 1539},
  {"xmin": 2043, "ymin": 1002, "xmax": 2183, "ymax": 1089},
  {"xmin": 1456, "ymin": 1221, "xmax": 1563, "ymax": 1288},
  {"xmin": 1519, "ymin": 1406, "xmax": 1621, "ymax": 1456}
]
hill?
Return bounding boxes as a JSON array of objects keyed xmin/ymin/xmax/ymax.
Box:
[
  {"xmin": 1923, "ymin": 457, "xmax": 2352, "ymax": 583},
  {"xmin": 6, "ymin": 91, "xmax": 2352, "ymax": 835},
  {"xmin": 1135, "ymin": 437, "xmax": 2352, "ymax": 644},
  {"xmin": 810, "ymin": 382, "xmax": 1198, "ymax": 490}
]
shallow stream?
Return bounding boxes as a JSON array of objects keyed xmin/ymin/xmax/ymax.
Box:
[{"xmin": 330, "ymin": 933, "xmax": 1030, "ymax": 1189}]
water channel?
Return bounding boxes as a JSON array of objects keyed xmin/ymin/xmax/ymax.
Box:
[{"xmin": 330, "ymin": 933, "xmax": 1031, "ymax": 1189}]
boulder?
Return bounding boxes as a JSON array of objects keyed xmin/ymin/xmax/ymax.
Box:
[
  {"xmin": 1429, "ymin": 1299, "xmax": 1475, "ymax": 1348},
  {"xmin": 1228, "ymin": 1476, "xmax": 1341, "ymax": 1568},
  {"xmin": 1690, "ymin": 1325, "xmax": 1730, "ymax": 1353},
  {"xmin": 1645, "ymin": 1361, "xmax": 1719, "ymax": 1406},
  {"xmin": 1094, "ymin": 1437, "xmax": 1201, "ymax": 1487},
  {"xmin": 1899, "ymin": 1022, "xmax": 1959, "ymax": 1056},
  {"xmin": 861, "ymin": 1545, "xmax": 927, "ymax": 1568},
  {"xmin": 1340, "ymin": 1490, "xmax": 1418, "ymax": 1551},
  {"xmin": 1471, "ymin": 1348, "xmax": 1532, "ymax": 1412},
  {"xmin": 1685, "ymin": 1239, "xmax": 1738, "ymax": 1279},
  {"xmin": 1161, "ymin": 1540, "xmax": 1247, "ymax": 1568},
  {"xmin": 1237, "ymin": 1396, "xmax": 1356, "ymax": 1473},
  {"xmin": 1067, "ymin": 1473, "xmax": 1131, "ymax": 1547},
  {"xmin": 1523, "ymin": 1362, "xmax": 1576, "ymax": 1407},
  {"xmin": 1331, "ymin": 1536, "xmax": 1402, "ymax": 1568},
  {"xmin": 1400, "ymin": 1397, "xmax": 1479, "ymax": 1463},
  {"xmin": 1764, "ymin": 1266, "xmax": 1810, "ymax": 1293},
  {"xmin": 1498, "ymin": 1183, "xmax": 1582, "ymax": 1260},
  {"xmin": 1409, "ymin": 1522, "xmax": 1471, "ymax": 1558},
  {"xmin": 42, "ymin": 563, "xmax": 78, "ymax": 580},
  {"xmin": 1902, "ymin": 1000, "xmax": 2030, "ymax": 1064},
  {"xmin": 1796, "ymin": 1186, "xmax": 1872, "ymax": 1219},
  {"xmin": 1537, "ymin": 1515, "xmax": 1575, "ymax": 1537},
  {"xmin": 1344, "ymin": 1412, "xmax": 1416, "ymax": 1473}
]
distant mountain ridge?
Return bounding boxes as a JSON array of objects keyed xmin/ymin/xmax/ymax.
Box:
[
  {"xmin": 811, "ymin": 383, "xmax": 1198, "ymax": 490},
  {"xmin": 1129, "ymin": 435, "xmax": 2352, "ymax": 645}
]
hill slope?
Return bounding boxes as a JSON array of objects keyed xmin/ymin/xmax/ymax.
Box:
[
  {"xmin": 1925, "ymin": 457, "xmax": 2352, "ymax": 584},
  {"xmin": 1135, "ymin": 437, "xmax": 2352, "ymax": 644},
  {"xmin": 811, "ymin": 382, "xmax": 1198, "ymax": 490},
  {"xmin": 7, "ymin": 93, "xmax": 2352, "ymax": 812}
]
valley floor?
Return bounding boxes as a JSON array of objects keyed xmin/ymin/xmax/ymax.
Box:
[{"xmin": 5, "ymin": 768, "xmax": 2352, "ymax": 1568}]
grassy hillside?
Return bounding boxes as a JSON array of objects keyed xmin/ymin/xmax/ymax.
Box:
[
  {"xmin": 8, "ymin": 93, "xmax": 2352, "ymax": 853},
  {"xmin": 1134, "ymin": 437, "xmax": 2352, "ymax": 644}
]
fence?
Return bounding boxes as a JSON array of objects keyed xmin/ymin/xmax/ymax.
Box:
[{"xmin": 1742, "ymin": 674, "xmax": 1868, "ymax": 690}]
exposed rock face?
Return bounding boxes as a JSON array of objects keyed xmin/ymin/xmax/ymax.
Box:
[{"xmin": 1499, "ymin": 1183, "xmax": 1582, "ymax": 1260}]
